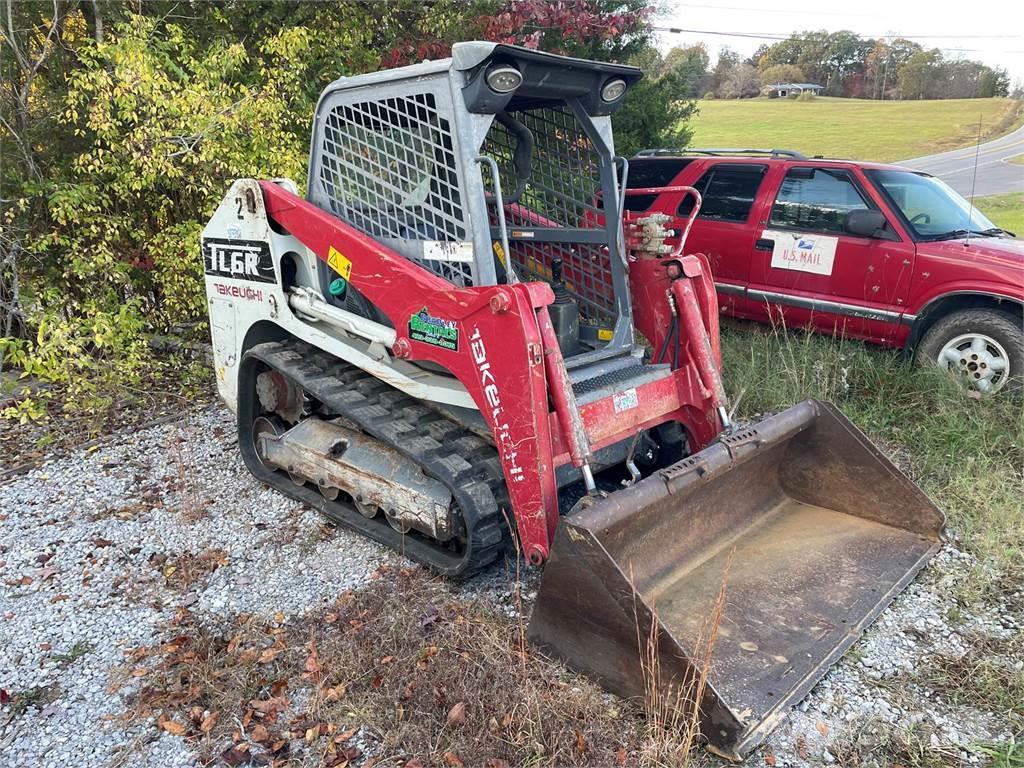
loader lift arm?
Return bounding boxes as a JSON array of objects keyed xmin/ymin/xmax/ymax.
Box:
[{"xmin": 259, "ymin": 180, "xmax": 720, "ymax": 564}]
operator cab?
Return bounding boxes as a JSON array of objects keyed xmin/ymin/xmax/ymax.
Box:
[{"xmin": 306, "ymin": 42, "xmax": 641, "ymax": 368}]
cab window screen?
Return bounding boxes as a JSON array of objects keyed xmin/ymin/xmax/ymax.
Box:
[
  {"xmin": 770, "ymin": 168, "xmax": 871, "ymax": 233},
  {"xmin": 678, "ymin": 164, "xmax": 766, "ymax": 221}
]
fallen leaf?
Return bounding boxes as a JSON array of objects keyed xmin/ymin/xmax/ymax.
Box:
[
  {"xmin": 250, "ymin": 723, "xmax": 269, "ymax": 743},
  {"xmin": 257, "ymin": 646, "xmax": 281, "ymax": 664},
  {"xmin": 795, "ymin": 735, "xmax": 809, "ymax": 759},
  {"xmin": 305, "ymin": 726, "xmax": 318, "ymax": 743},
  {"xmin": 341, "ymin": 745, "xmax": 362, "ymax": 760},
  {"xmin": 575, "ymin": 728, "xmax": 587, "ymax": 754},
  {"xmin": 447, "ymin": 701, "xmax": 466, "ymax": 726},
  {"xmin": 49, "ymin": 594, "xmax": 69, "ymax": 603},
  {"xmin": 404, "ymin": 760, "xmax": 424, "ymax": 768},
  {"xmin": 303, "ymin": 639, "xmax": 321, "ymax": 681},
  {"xmin": 92, "ymin": 538, "xmax": 113, "ymax": 548},
  {"xmin": 614, "ymin": 747, "xmax": 628, "ymax": 766},
  {"xmin": 486, "ymin": 760, "xmax": 510, "ymax": 768},
  {"xmin": 249, "ymin": 696, "xmax": 288, "ymax": 718},
  {"xmin": 158, "ymin": 713, "xmax": 187, "ymax": 736},
  {"xmin": 765, "ymin": 751, "xmax": 777, "ymax": 766},
  {"xmin": 816, "ymin": 721, "xmax": 829, "ymax": 737},
  {"xmin": 380, "ymin": 655, "xmax": 395, "ymax": 664},
  {"xmin": 200, "ymin": 711, "xmax": 220, "ymax": 733},
  {"xmin": 443, "ymin": 751, "xmax": 463, "ymax": 768},
  {"xmin": 221, "ymin": 744, "xmax": 252, "ymax": 766},
  {"xmin": 334, "ymin": 727, "xmax": 358, "ymax": 743},
  {"xmin": 0, "ymin": 689, "xmax": 9, "ymax": 704},
  {"xmin": 324, "ymin": 683, "xmax": 347, "ymax": 702}
]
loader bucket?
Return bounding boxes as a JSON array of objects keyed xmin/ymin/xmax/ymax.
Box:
[{"xmin": 529, "ymin": 399, "xmax": 944, "ymax": 759}]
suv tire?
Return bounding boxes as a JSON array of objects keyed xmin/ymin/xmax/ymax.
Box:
[{"xmin": 916, "ymin": 308, "xmax": 1023, "ymax": 395}]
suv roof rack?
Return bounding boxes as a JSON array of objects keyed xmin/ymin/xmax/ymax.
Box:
[{"xmin": 635, "ymin": 147, "xmax": 807, "ymax": 159}]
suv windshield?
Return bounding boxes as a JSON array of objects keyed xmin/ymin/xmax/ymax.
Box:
[{"xmin": 866, "ymin": 169, "xmax": 1000, "ymax": 241}]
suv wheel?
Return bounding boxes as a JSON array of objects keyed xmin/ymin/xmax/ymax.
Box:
[{"xmin": 917, "ymin": 308, "xmax": 1023, "ymax": 395}]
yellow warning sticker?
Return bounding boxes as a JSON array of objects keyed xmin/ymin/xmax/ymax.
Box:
[
  {"xmin": 597, "ymin": 328, "xmax": 614, "ymax": 341},
  {"xmin": 492, "ymin": 240, "xmax": 506, "ymax": 265},
  {"xmin": 326, "ymin": 246, "xmax": 352, "ymax": 280}
]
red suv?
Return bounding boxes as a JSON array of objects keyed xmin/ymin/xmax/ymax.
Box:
[{"xmin": 625, "ymin": 149, "xmax": 1024, "ymax": 394}]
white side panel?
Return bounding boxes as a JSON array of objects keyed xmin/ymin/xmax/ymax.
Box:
[{"xmin": 201, "ymin": 179, "xmax": 476, "ymax": 414}]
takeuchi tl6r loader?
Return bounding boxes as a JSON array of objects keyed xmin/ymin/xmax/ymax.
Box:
[{"xmin": 202, "ymin": 43, "xmax": 945, "ymax": 758}]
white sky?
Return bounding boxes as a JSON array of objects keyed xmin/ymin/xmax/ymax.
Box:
[{"xmin": 653, "ymin": 0, "xmax": 1024, "ymax": 84}]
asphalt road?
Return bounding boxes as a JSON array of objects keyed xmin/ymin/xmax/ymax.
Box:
[{"xmin": 901, "ymin": 122, "xmax": 1024, "ymax": 197}]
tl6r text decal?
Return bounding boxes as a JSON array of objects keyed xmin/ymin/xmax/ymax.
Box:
[
  {"xmin": 408, "ymin": 308, "xmax": 459, "ymax": 351},
  {"xmin": 203, "ymin": 238, "xmax": 275, "ymax": 283}
]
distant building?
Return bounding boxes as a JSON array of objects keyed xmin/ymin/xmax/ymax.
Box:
[{"xmin": 764, "ymin": 82, "xmax": 824, "ymax": 98}]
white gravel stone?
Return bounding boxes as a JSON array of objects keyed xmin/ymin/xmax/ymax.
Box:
[
  {"xmin": 0, "ymin": 404, "xmax": 396, "ymax": 767},
  {"xmin": 1, "ymin": 403, "xmax": 1018, "ymax": 767}
]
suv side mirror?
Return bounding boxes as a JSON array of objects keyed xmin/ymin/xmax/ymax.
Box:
[{"xmin": 845, "ymin": 209, "xmax": 888, "ymax": 238}]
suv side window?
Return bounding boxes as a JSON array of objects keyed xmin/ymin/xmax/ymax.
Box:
[
  {"xmin": 678, "ymin": 164, "xmax": 767, "ymax": 222},
  {"xmin": 770, "ymin": 168, "xmax": 871, "ymax": 234},
  {"xmin": 619, "ymin": 158, "xmax": 693, "ymax": 212}
]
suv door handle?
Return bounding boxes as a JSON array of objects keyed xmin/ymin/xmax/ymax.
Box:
[{"xmin": 755, "ymin": 238, "xmax": 774, "ymax": 251}]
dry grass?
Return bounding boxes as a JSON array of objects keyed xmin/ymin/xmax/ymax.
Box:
[
  {"xmin": 914, "ymin": 633, "xmax": 1024, "ymax": 727},
  {"xmin": 830, "ymin": 718, "xmax": 961, "ymax": 768},
  {"xmin": 149, "ymin": 548, "xmax": 229, "ymax": 593},
  {"xmin": 124, "ymin": 566, "xmax": 714, "ymax": 767},
  {"xmin": 633, "ymin": 552, "xmax": 729, "ymax": 768},
  {"xmin": 167, "ymin": 427, "xmax": 211, "ymax": 523}
]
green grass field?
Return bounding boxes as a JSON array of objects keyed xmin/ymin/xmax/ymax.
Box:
[
  {"xmin": 977, "ymin": 192, "xmax": 1024, "ymax": 233},
  {"xmin": 720, "ymin": 321, "xmax": 1023, "ymax": 587},
  {"xmin": 688, "ymin": 97, "xmax": 1023, "ymax": 162}
]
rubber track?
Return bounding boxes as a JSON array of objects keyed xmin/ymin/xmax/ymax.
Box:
[{"xmin": 240, "ymin": 340, "xmax": 510, "ymax": 578}]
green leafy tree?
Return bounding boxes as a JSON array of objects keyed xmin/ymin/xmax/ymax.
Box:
[
  {"xmin": 898, "ymin": 49, "xmax": 943, "ymax": 99},
  {"xmin": 613, "ymin": 45, "xmax": 697, "ymax": 154},
  {"xmin": 2, "ymin": 1, "xmax": 690, "ymax": 424},
  {"xmin": 660, "ymin": 43, "xmax": 710, "ymax": 97},
  {"xmin": 760, "ymin": 64, "xmax": 806, "ymax": 86}
]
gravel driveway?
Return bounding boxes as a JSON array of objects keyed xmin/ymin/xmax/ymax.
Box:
[{"xmin": 1, "ymin": 403, "xmax": 1018, "ymax": 767}]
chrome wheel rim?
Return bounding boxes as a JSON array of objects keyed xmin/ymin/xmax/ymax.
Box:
[{"xmin": 937, "ymin": 333, "xmax": 1010, "ymax": 394}]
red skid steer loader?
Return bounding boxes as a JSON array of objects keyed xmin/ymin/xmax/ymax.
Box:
[{"xmin": 202, "ymin": 42, "xmax": 944, "ymax": 758}]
